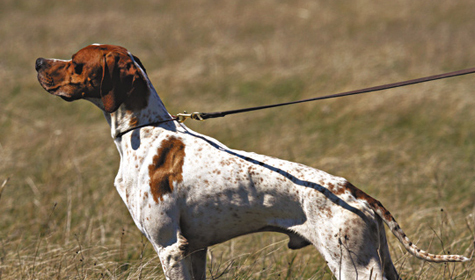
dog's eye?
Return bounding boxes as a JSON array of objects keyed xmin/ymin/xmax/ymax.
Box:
[{"xmin": 74, "ymin": 63, "xmax": 83, "ymax": 75}]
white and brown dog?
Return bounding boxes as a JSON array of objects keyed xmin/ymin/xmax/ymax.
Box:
[{"xmin": 36, "ymin": 44, "xmax": 470, "ymax": 280}]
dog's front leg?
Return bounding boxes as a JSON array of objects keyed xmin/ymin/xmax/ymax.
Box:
[
  {"xmin": 189, "ymin": 247, "xmax": 207, "ymax": 280},
  {"xmin": 156, "ymin": 232, "xmax": 194, "ymax": 280}
]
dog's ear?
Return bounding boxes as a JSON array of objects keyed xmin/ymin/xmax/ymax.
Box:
[
  {"xmin": 100, "ymin": 52, "xmax": 148, "ymax": 113},
  {"xmin": 132, "ymin": 55, "xmax": 147, "ymax": 74}
]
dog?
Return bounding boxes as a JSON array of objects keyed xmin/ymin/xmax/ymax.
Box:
[{"xmin": 35, "ymin": 44, "xmax": 470, "ymax": 279}]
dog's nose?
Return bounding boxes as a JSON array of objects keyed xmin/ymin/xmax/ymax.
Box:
[{"xmin": 35, "ymin": 58, "xmax": 45, "ymax": 71}]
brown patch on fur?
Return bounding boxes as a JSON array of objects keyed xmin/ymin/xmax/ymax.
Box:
[
  {"xmin": 129, "ymin": 116, "xmax": 139, "ymax": 127},
  {"xmin": 123, "ymin": 82, "xmax": 149, "ymax": 112},
  {"xmin": 148, "ymin": 137, "xmax": 186, "ymax": 203}
]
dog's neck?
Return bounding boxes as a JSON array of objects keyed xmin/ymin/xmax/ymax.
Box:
[{"xmin": 102, "ymin": 82, "xmax": 177, "ymax": 139}]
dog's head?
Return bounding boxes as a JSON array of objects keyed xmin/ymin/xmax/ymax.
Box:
[{"xmin": 35, "ymin": 44, "xmax": 148, "ymax": 113}]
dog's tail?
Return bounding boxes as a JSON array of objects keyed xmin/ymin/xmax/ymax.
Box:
[{"xmin": 343, "ymin": 181, "xmax": 471, "ymax": 262}]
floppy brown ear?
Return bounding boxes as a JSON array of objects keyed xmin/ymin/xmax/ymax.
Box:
[{"xmin": 100, "ymin": 52, "xmax": 148, "ymax": 113}]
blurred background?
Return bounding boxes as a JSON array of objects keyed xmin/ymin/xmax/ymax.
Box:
[{"xmin": 1, "ymin": 0, "xmax": 474, "ymax": 279}]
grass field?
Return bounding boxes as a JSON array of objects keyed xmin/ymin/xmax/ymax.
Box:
[{"xmin": 1, "ymin": 0, "xmax": 475, "ymax": 279}]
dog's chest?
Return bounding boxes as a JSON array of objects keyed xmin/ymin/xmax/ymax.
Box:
[{"xmin": 113, "ymin": 132, "xmax": 173, "ymax": 220}]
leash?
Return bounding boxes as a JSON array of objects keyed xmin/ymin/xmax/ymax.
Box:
[
  {"xmin": 115, "ymin": 118, "xmax": 178, "ymax": 138},
  {"xmin": 115, "ymin": 66, "xmax": 475, "ymax": 138},
  {"xmin": 175, "ymin": 66, "xmax": 475, "ymax": 123}
]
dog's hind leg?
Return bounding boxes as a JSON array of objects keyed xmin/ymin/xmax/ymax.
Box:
[
  {"xmin": 301, "ymin": 203, "xmax": 399, "ymax": 280},
  {"xmin": 376, "ymin": 215, "xmax": 401, "ymax": 280}
]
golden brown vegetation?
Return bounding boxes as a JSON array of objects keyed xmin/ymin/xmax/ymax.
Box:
[{"xmin": 1, "ymin": 0, "xmax": 475, "ymax": 279}]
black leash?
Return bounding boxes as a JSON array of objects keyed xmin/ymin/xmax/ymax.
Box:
[
  {"xmin": 176, "ymin": 66, "xmax": 475, "ymax": 122},
  {"xmin": 116, "ymin": 66, "xmax": 475, "ymax": 138},
  {"xmin": 115, "ymin": 117, "xmax": 178, "ymax": 138}
]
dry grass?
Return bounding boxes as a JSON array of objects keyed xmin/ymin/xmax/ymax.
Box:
[{"xmin": 1, "ymin": 0, "xmax": 475, "ymax": 279}]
